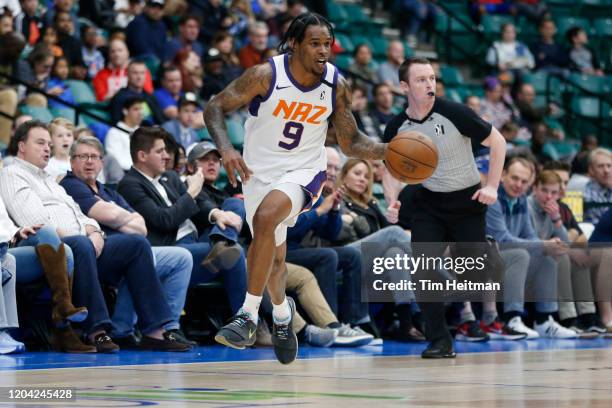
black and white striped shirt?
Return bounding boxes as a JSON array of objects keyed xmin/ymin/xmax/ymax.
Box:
[{"xmin": 383, "ymin": 98, "xmax": 492, "ymax": 192}]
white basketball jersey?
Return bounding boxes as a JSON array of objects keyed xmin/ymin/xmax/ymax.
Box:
[{"xmin": 244, "ymin": 54, "xmax": 338, "ymax": 185}]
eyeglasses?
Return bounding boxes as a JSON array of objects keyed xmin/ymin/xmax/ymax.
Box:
[{"xmin": 73, "ymin": 154, "xmax": 102, "ymax": 162}]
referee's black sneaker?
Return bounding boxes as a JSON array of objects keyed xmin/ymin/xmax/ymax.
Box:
[
  {"xmin": 214, "ymin": 310, "xmax": 257, "ymax": 349},
  {"xmin": 272, "ymin": 297, "xmax": 298, "ymax": 364},
  {"xmin": 421, "ymin": 337, "xmax": 456, "ymax": 359}
]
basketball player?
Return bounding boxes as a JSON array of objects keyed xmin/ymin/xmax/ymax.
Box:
[
  {"xmin": 204, "ymin": 13, "xmax": 386, "ymax": 364},
  {"xmin": 383, "ymin": 57, "xmax": 507, "ymax": 358}
]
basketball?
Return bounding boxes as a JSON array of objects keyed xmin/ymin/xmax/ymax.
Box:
[{"xmin": 384, "ymin": 131, "xmax": 439, "ymax": 184}]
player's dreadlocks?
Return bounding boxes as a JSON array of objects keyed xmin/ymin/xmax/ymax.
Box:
[{"xmin": 277, "ymin": 12, "xmax": 335, "ymax": 54}]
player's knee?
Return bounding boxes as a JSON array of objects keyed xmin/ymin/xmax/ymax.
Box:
[{"xmin": 252, "ymin": 206, "xmax": 282, "ymax": 233}]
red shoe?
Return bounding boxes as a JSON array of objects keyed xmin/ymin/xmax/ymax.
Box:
[{"xmin": 480, "ymin": 320, "xmax": 527, "ymax": 340}]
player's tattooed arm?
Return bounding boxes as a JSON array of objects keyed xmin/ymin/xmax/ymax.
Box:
[
  {"xmin": 204, "ymin": 63, "xmax": 270, "ymax": 185},
  {"xmin": 331, "ymin": 76, "xmax": 387, "ymax": 160},
  {"xmin": 204, "ymin": 63, "xmax": 271, "ymax": 151}
]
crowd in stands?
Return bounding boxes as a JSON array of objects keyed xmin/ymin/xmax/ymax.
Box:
[{"xmin": 0, "ymin": 0, "xmax": 611, "ymax": 355}]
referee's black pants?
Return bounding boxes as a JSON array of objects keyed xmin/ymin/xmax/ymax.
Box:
[{"xmin": 410, "ymin": 183, "xmax": 487, "ymax": 343}]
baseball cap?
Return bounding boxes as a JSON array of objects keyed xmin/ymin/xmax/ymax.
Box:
[
  {"xmin": 147, "ymin": 0, "xmax": 164, "ymax": 7},
  {"xmin": 205, "ymin": 47, "xmax": 224, "ymax": 63},
  {"xmin": 187, "ymin": 141, "xmax": 220, "ymax": 163},
  {"xmin": 178, "ymin": 92, "xmax": 202, "ymax": 109}
]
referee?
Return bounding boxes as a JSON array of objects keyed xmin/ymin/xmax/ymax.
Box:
[{"xmin": 383, "ymin": 58, "xmax": 507, "ymax": 358}]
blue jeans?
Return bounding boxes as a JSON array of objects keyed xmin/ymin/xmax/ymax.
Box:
[
  {"xmin": 177, "ymin": 234, "xmax": 247, "ymax": 314},
  {"xmin": 199, "ymin": 198, "xmax": 246, "ymax": 245},
  {"xmin": 11, "ymin": 225, "xmax": 74, "ymax": 284},
  {"xmin": 63, "ymin": 234, "xmax": 173, "ymax": 335},
  {"xmin": 111, "ymin": 246, "xmax": 193, "ymax": 337}
]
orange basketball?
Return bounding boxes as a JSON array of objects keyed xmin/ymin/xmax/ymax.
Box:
[{"xmin": 384, "ymin": 131, "xmax": 438, "ymax": 184}]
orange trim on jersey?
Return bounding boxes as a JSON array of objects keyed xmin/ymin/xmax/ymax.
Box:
[{"xmin": 272, "ymin": 99, "xmax": 328, "ymax": 125}]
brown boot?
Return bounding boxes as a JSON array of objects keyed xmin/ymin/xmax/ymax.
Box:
[
  {"xmin": 35, "ymin": 244, "xmax": 88, "ymax": 325},
  {"xmin": 51, "ymin": 326, "xmax": 97, "ymax": 353}
]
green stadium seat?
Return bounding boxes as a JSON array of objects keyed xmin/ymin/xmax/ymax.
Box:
[
  {"xmin": 343, "ymin": 4, "xmax": 368, "ymax": 24},
  {"xmin": 226, "ymin": 119, "xmax": 244, "ymax": 148},
  {"xmin": 65, "ymin": 80, "xmax": 96, "ymax": 105},
  {"xmin": 567, "ymin": 73, "xmax": 607, "ymax": 95},
  {"xmin": 137, "ymin": 55, "xmax": 161, "ymax": 81},
  {"xmin": 571, "ymin": 96, "xmax": 601, "ymax": 118},
  {"xmin": 19, "ymin": 105, "xmax": 54, "ymax": 123},
  {"xmin": 594, "ymin": 18, "xmax": 612, "ymax": 37},
  {"xmin": 335, "ymin": 33, "xmax": 354, "ymax": 55},
  {"xmin": 370, "ymin": 37, "xmax": 389, "ymax": 59},
  {"xmin": 522, "ymin": 71, "xmax": 549, "ymax": 94},
  {"xmin": 351, "ymin": 35, "xmax": 374, "ymax": 51},
  {"xmin": 555, "ymin": 17, "xmax": 594, "ymax": 39},
  {"xmin": 439, "ymin": 65, "xmax": 465, "ymax": 86},
  {"xmin": 327, "ymin": 2, "xmax": 348, "ymax": 22},
  {"xmin": 197, "ymin": 127, "xmax": 211, "ymax": 142},
  {"xmin": 334, "ymin": 55, "xmax": 353, "ymax": 71},
  {"xmin": 481, "ymin": 15, "xmax": 515, "ymax": 36}
]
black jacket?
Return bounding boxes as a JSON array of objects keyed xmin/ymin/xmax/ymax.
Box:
[{"xmin": 117, "ymin": 168, "xmax": 216, "ymax": 246}]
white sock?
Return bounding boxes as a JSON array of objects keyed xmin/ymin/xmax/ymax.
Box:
[
  {"xmin": 241, "ymin": 293, "xmax": 262, "ymax": 324},
  {"xmin": 272, "ymin": 297, "xmax": 291, "ymax": 324}
]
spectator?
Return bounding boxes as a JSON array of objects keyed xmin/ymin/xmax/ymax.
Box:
[
  {"xmin": 0, "ymin": 32, "xmax": 24, "ymax": 146},
  {"xmin": 81, "ymin": 25, "xmax": 105, "ymax": 79},
  {"xmin": 114, "ymin": 0, "xmax": 144, "ymax": 28},
  {"xmin": 486, "ymin": 23, "xmax": 534, "ymax": 77},
  {"xmin": 60, "ymin": 135, "xmax": 196, "ymax": 348},
  {"xmin": 514, "ymin": 0, "xmax": 549, "ymax": 24},
  {"xmin": 45, "ymin": 117, "xmax": 74, "ymax": 179},
  {"xmin": 584, "ymin": 148, "xmax": 612, "ymax": 224},
  {"xmin": 46, "ymin": 55, "xmax": 75, "ymax": 110},
  {"xmin": 162, "ymin": 92, "xmax": 201, "ymax": 149},
  {"xmin": 349, "ymin": 43, "xmax": 377, "ymax": 95},
  {"xmin": 40, "ymin": 25, "xmax": 63, "ymax": 57},
  {"xmin": 117, "ymin": 127, "xmax": 248, "ymax": 313},
  {"xmin": 238, "ymin": 21, "xmax": 270, "ymax": 69},
  {"xmin": 109, "ymin": 60, "xmax": 166, "ymax": 124},
  {"xmin": 92, "ymin": 38, "xmax": 154, "ymax": 102},
  {"xmin": 542, "ymin": 161, "xmax": 604, "ymax": 335},
  {"xmin": 371, "ymin": 83, "xmax": 395, "ymax": 137},
  {"xmin": 465, "ymin": 95, "xmax": 482, "ymax": 115},
  {"xmin": 334, "ymin": 159, "xmax": 422, "ymax": 342},
  {"xmin": 125, "ymin": 0, "xmax": 167, "ymax": 62},
  {"xmin": 0, "ymin": 8, "xmax": 13, "ymax": 34},
  {"xmin": 201, "ymin": 47, "xmax": 232, "ymax": 101},
  {"xmin": 43, "ymin": 0, "xmax": 79, "ymax": 39},
  {"xmin": 165, "ymin": 139, "xmax": 187, "ymax": 177},
  {"xmin": 190, "ymin": 0, "xmax": 231, "ymax": 45},
  {"xmin": 398, "ymin": 0, "xmax": 437, "ymax": 47},
  {"xmin": 566, "ymin": 26, "xmax": 603, "ymax": 76},
  {"xmin": 212, "ymin": 30, "xmax": 244, "ymax": 82},
  {"xmin": 530, "ymin": 122, "xmax": 554, "ymax": 165},
  {"xmin": 53, "ymin": 10, "xmax": 86, "ymax": 79},
  {"xmin": 106, "ymin": 97, "xmax": 144, "ymax": 171},
  {"xmin": 227, "ymin": 0, "xmax": 255, "ymax": 50},
  {"xmin": 351, "ymin": 84, "xmax": 379, "ymax": 140},
  {"xmin": 480, "ymin": 76, "xmax": 516, "ymax": 129},
  {"xmin": 284, "ymin": 157, "xmax": 377, "ymax": 343},
  {"xmin": 530, "ymin": 19, "xmax": 568, "ymax": 74},
  {"xmin": 486, "ymin": 157, "xmax": 576, "ymax": 339},
  {"xmin": 165, "ymin": 15, "xmax": 204, "ymax": 62},
  {"xmin": 377, "ymin": 40, "xmax": 405, "ymax": 94},
  {"xmin": 14, "ymin": 0, "xmax": 43, "ymax": 48},
  {"xmin": 514, "ymin": 83, "xmax": 558, "ymax": 130},
  {"xmin": 0, "ymin": 120, "xmax": 191, "ymax": 352},
  {"xmin": 527, "ymin": 170, "xmax": 599, "ymax": 336},
  {"xmin": 173, "ymin": 49, "xmax": 203, "ymax": 94},
  {"xmin": 154, "ymin": 65, "xmax": 183, "ymax": 120},
  {"xmin": 21, "ymin": 44, "xmax": 55, "ymax": 106}
]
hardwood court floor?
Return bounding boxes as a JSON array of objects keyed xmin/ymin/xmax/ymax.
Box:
[{"xmin": 0, "ymin": 341, "xmax": 610, "ymax": 407}]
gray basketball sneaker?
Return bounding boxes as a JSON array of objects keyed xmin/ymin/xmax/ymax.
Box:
[
  {"xmin": 272, "ymin": 297, "xmax": 298, "ymax": 364},
  {"xmin": 214, "ymin": 310, "xmax": 257, "ymax": 349}
]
